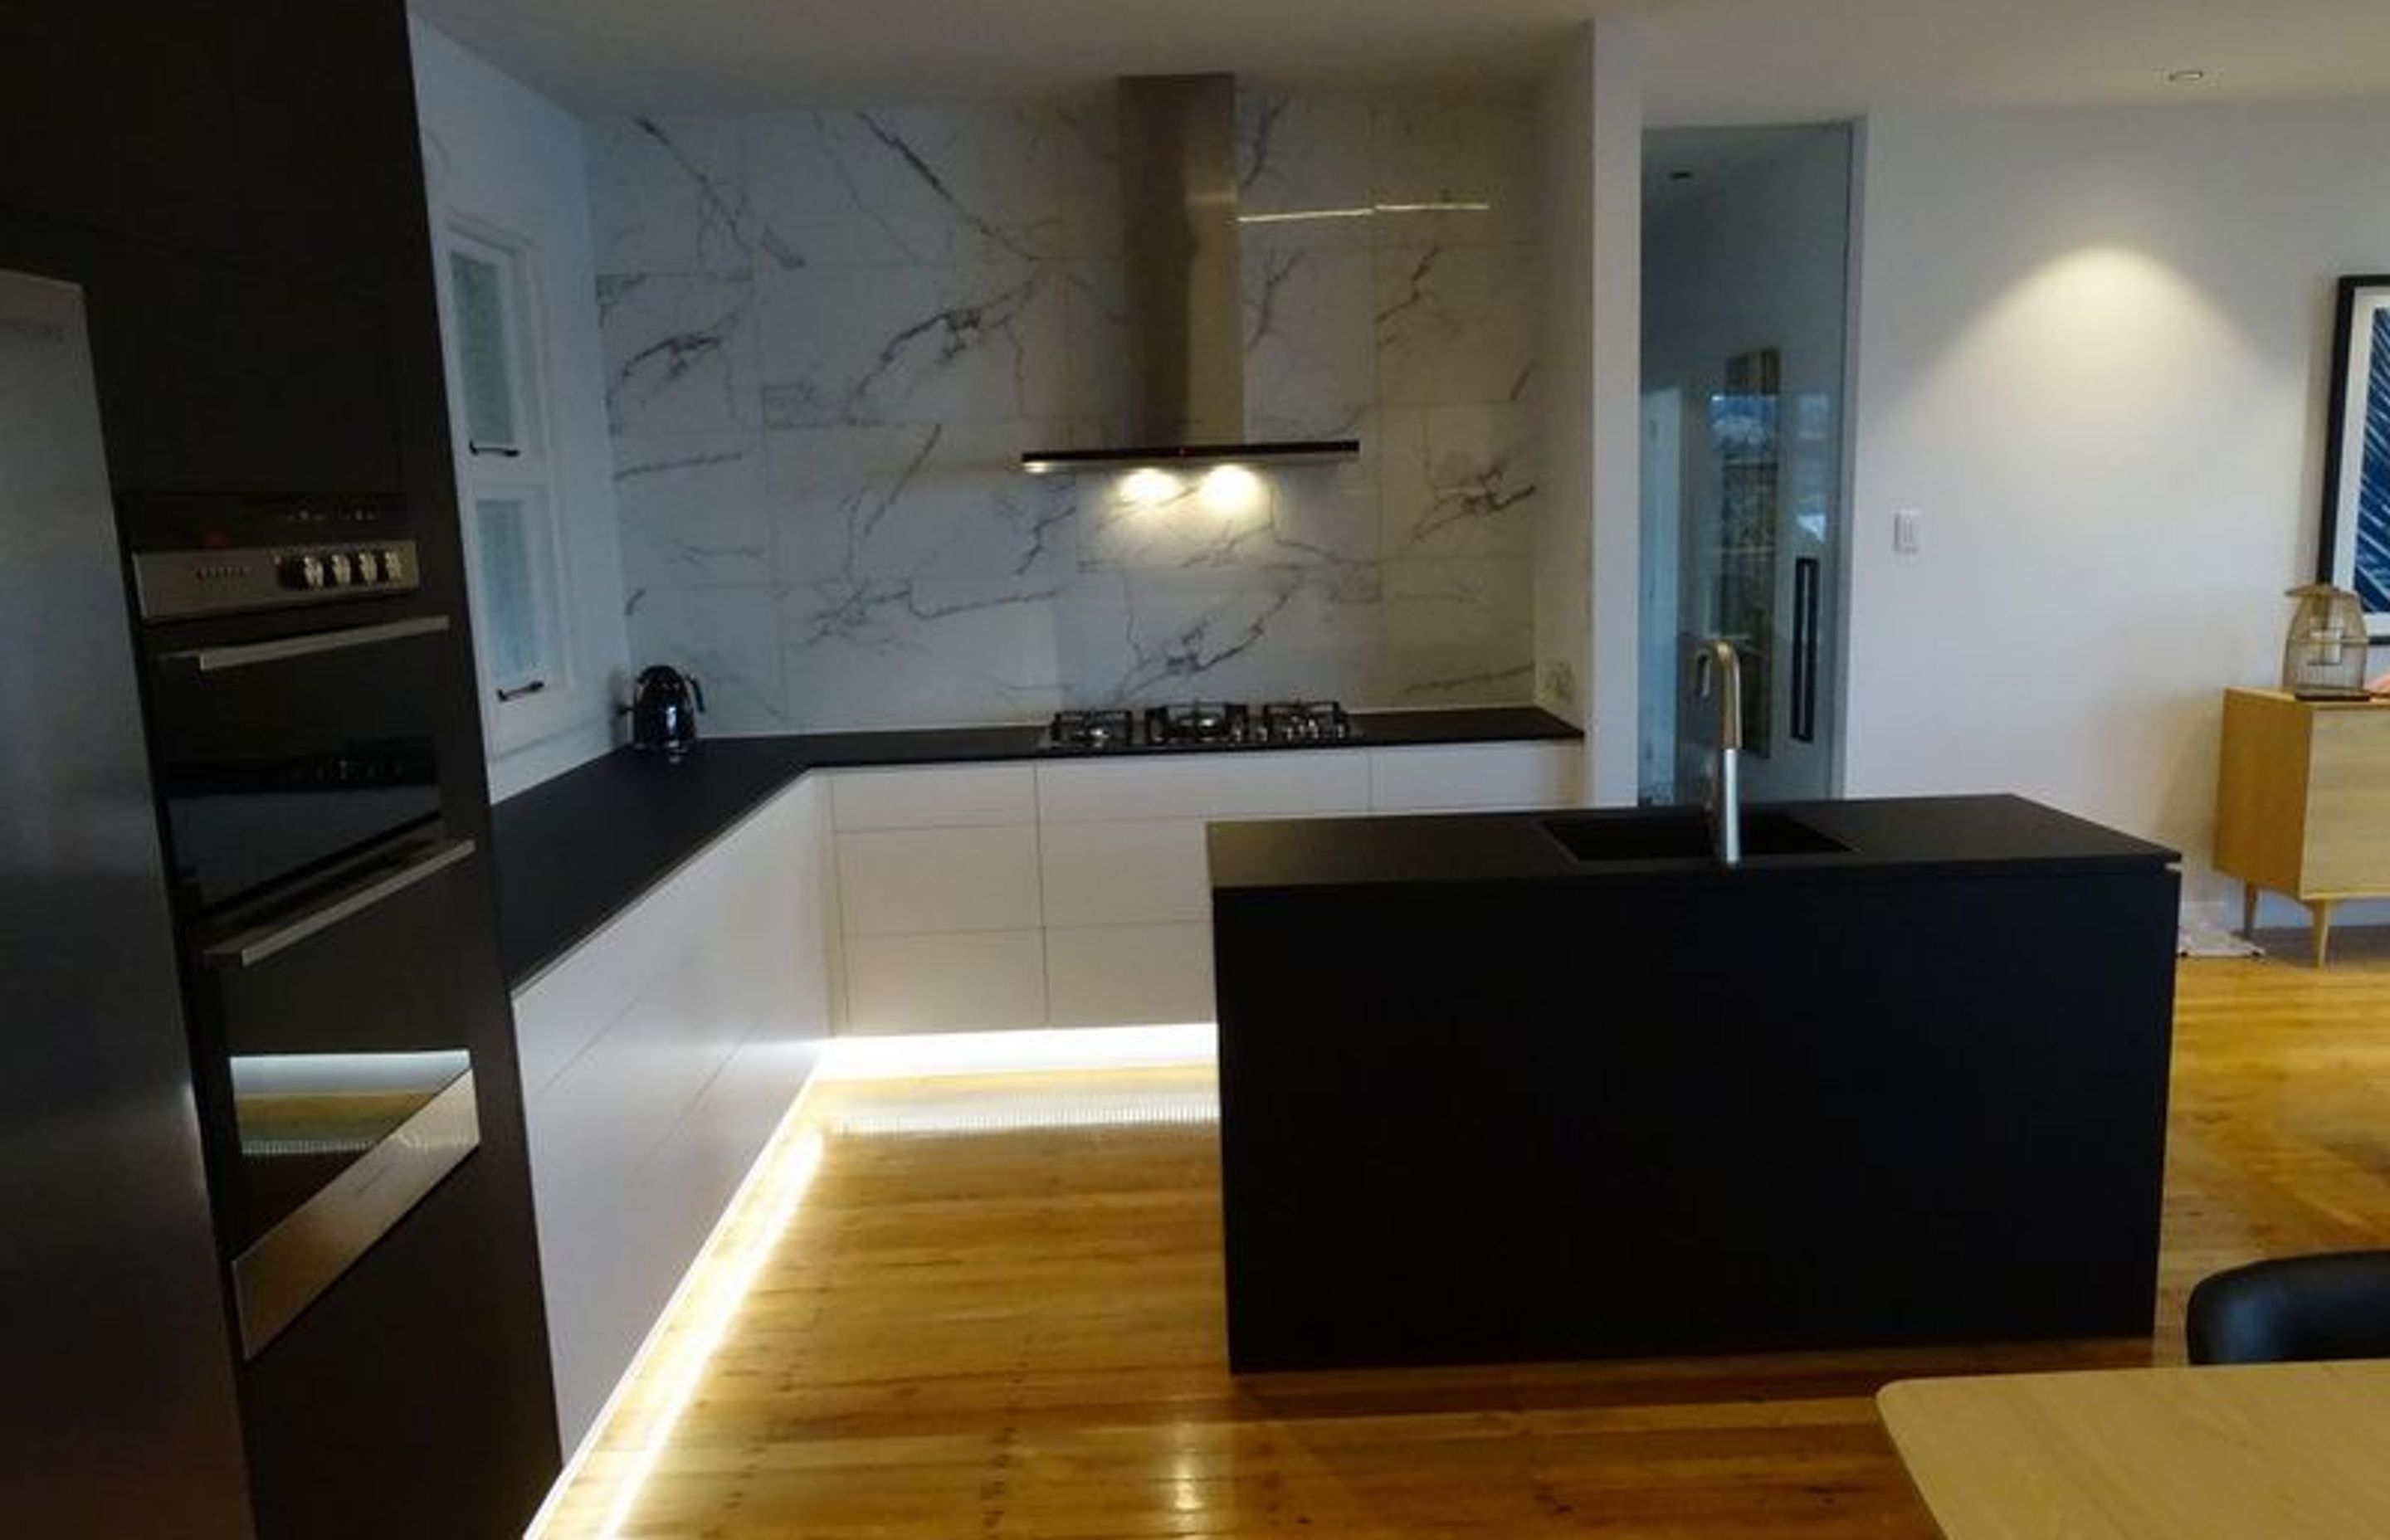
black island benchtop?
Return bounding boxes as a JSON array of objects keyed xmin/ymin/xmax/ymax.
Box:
[
  {"xmin": 490, "ymin": 705, "xmax": 1578, "ymax": 988},
  {"xmin": 1207, "ymin": 792, "xmax": 2183, "ymax": 1374},
  {"xmin": 1207, "ymin": 792, "xmax": 2179, "ymax": 893}
]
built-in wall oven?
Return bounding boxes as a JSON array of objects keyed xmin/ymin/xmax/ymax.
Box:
[{"xmin": 127, "ymin": 491, "xmax": 484, "ymax": 1358}]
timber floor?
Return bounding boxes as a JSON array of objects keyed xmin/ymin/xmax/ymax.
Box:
[{"xmin": 532, "ymin": 936, "xmax": 2390, "ymax": 1538}]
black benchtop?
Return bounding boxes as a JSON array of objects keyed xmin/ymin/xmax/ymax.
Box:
[
  {"xmin": 1207, "ymin": 792, "xmax": 2179, "ymax": 893},
  {"xmin": 490, "ymin": 706, "xmax": 1578, "ymax": 987}
]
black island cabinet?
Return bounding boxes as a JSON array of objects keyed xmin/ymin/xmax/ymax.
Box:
[{"xmin": 1209, "ymin": 794, "xmax": 2179, "ymax": 1372}]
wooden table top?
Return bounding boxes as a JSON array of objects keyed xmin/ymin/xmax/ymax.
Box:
[{"xmin": 1878, "ymin": 1360, "xmax": 2390, "ymax": 1538}]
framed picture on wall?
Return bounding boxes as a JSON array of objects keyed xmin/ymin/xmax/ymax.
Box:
[{"xmin": 2318, "ymin": 273, "xmax": 2390, "ymax": 640}]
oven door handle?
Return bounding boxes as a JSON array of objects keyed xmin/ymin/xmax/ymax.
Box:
[
  {"xmin": 171, "ymin": 614, "xmax": 449, "ymax": 674},
  {"xmin": 203, "ymin": 836, "xmax": 476, "ymax": 969}
]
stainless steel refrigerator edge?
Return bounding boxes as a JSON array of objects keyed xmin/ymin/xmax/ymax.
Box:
[{"xmin": 0, "ymin": 270, "xmax": 254, "ymax": 1534}]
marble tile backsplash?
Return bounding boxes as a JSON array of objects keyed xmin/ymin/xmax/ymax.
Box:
[{"xmin": 590, "ymin": 90, "xmax": 1539, "ymax": 732}]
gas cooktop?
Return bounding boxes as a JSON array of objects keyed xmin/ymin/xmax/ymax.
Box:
[{"xmin": 1041, "ymin": 699, "xmax": 1358, "ymax": 753}]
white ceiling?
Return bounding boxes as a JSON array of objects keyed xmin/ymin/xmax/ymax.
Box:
[{"xmin": 408, "ymin": 0, "xmax": 2390, "ymax": 123}]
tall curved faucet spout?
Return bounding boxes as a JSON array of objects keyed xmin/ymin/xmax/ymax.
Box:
[{"xmin": 1692, "ymin": 638, "xmax": 1744, "ymax": 866}]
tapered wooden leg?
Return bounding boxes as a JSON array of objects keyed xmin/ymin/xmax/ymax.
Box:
[
  {"xmin": 2310, "ymin": 899, "xmax": 2336, "ymax": 968},
  {"xmin": 2242, "ymin": 882, "xmax": 2260, "ymax": 938}
]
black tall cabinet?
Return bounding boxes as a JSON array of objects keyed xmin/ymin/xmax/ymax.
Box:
[{"xmin": 0, "ymin": 2, "xmax": 558, "ymax": 1535}]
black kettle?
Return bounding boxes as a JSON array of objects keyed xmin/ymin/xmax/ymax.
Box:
[{"xmin": 627, "ymin": 665, "xmax": 705, "ymax": 758}]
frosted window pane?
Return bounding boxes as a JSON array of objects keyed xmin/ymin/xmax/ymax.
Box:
[
  {"xmin": 449, "ymin": 251, "xmax": 516, "ymax": 452},
  {"xmin": 476, "ymin": 497, "xmax": 542, "ymax": 687}
]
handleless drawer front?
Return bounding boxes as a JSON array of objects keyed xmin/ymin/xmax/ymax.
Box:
[
  {"xmin": 1036, "ymin": 751, "xmax": 1371, "ymax": 823},
  {"xmin": 1368, "ymin": 742, "xmax": 1584, "ymax": 811},
  {"xmin": 844, "ymin": 931, "xmax": 1047, "ymax": 1033},
  {"xmin": 832, "ymin": 763, "xmax": 1035, "ymax": 831},
  {"xmin": 1041, "ymin": 819, "xmax": 1212, "ymax": 927},
  {"xmin": 836, "ymin": 823, "xmax": 1041, "ymax": 934},
  {"xmin": 1046, "ymin": 924, "xmax": 1214, "ymax": 1027}
]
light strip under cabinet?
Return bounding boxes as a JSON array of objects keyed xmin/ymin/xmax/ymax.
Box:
[{"xmin": 1018, "ymin": 437, "xmax": 1360, "ymax": 475}]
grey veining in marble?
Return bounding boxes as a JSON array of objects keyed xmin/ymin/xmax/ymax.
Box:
[
  {"xmin": 600, "ymin": 273, "xmax": 758, "ymax": 435},
  {"xmin": 595, "ymin": 87, "xmax": 1542, "ymax": 730},
  {"xmin": 588, "ymin": 116, "xmax": 752, "ymax": 275}
]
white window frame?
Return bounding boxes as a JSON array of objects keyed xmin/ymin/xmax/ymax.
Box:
[{"xmin": 432, "ymin": 215, "xmax": 582, "ymax": 753}]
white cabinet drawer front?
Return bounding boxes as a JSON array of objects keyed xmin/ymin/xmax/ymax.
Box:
[
  {"xmin": 1046, "ymin": 924, "xmax": 1215, "ymax": 1027},
  {"xmin": 1041, "ymin": 819, "xmax": 1212, "ymax": 927},
  {"xmin": 1369, "ymin": 742, "xmax": 1583, "ymax": 811},
  {"xmin": 1038, "ymin": 752, "xmax": 1370, "ymax": 823},
  {"xmin": 837, "ymin": 824, "xmax": 1041, "ymax": 934},
  {"xmin": 844, "ymin": 930, "xmax": 1047, "ymax": 1033},
  {"xmin": 832, "ymin": 763, "xmax": 1036, "ymax": 830}
]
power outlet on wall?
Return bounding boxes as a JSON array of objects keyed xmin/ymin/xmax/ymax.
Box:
[{"xmin": 1894, "ymin": 508, "xmax": 1924, "ymax": 554}]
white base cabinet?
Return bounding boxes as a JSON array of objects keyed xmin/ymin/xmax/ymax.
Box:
[
  {"xmin": 828, "ymin": 739, "xmax": 1582, "ymax": 1034},
  {"xmin": 502, "ymin": 735, "xmax": 1574, "ymax": 1453},
  {"xmin": 509, "ymin": 776, "xmax": 836, "ymax": 1452}
]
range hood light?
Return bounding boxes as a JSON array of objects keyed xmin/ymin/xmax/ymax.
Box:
[
  {"xmin": 1020, "ymin": 438, "xmax": 1360, "ymax": 476},
  {"xmin": 1120, "ymin": 467, "xmax": 1183, "ymax": 505},
  {"xmin": 1199, "ymin": 464, "xmax": 1265, "ymax": 514}
]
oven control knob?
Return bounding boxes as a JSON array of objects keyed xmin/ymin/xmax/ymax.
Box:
[
  {"xmin": 351, "ymin": 549, "xmax": 383, "ymax": 584},
  {"xmin": 280, "ymin": 553, "xmax": 326, "ymax": 591},
  {"xmin": 378, "ymin": 548, "xmax": 406, "ymax": 584},
  {"xmin": 324, "ymin": 552, "xmax": 354, "ymax": 587}
]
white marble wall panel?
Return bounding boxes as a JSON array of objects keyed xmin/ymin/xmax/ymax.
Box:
[
  {"xmin": 587, "ymin": 116, "xmax": 752, "ymax": 276},
  {"xmin": 781, "ymin": 576, "xmax": 1064, "ymax": 729},
  {"xmin": 1370, "ymin": 96, "xmax": 1541, "ymax": 248},
  {"xmin": 1376, "ymin": 243, "xmax": 1539, "ymax": 408},
  {"xmin": 599, "ymin": 273, "xmax": 758, "ymax": 435},
  {"xmin": 595, "ymin": 88, "xmax": 1543, "ymax": 726},
  {"xmin": 1378, "ymin": 404, "xmax": 1539, "ymax": 558},
  {"xmin": 1382, "ymin": 557, "xmax": 1537, "ymax": 702},
  {"xmin": 756, "ymin": 261, "xmax": 1070, "ymax": 427},
  {"xmin": 769, "ymin": 420, "xmax": 1075, "ymax": 583},
  {"xmin": 622, "ymin": 582, "xmax": 788, "ymax": 732},
  {"xmin": 614, "ymin": 431, "xmax": 773, "ymax": 587},
  {"xmin": 745, "ymin": 107, "xmax": 1070, "ymax": 266},
  {"xmin": 1243, "ymin": 247, "xmax": 1374, "ymax": 438},
  {"xmin": 1062, "ymin": 564, "xmax": 1386, "ymax": 705},
  {"xmin": 1236, "ymin": 93, "xmax": 1372, "ymax": 251}
]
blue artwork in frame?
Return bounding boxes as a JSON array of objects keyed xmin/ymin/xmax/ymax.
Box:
[{"xmin": 2319, "ymin": 275, "xmax": 2390, "ymax": 639}]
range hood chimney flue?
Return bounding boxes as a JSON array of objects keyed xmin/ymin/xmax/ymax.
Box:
[
  {"xmin": 1120, "ymin": 74, "xmax": 1242, "ymax": 445},
  {"xmin": 1020, "ymin": 74, "xmax": 1359, "ymax": 477}
]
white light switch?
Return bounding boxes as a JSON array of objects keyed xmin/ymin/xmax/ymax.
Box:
[{"xmin": 1894, "ymin": 508, "xmax": 1923, "ymax": 554}]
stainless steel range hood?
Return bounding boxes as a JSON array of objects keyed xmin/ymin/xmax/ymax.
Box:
[{"xmin": 1019, "ymin": 75, "xmax": 1359, "ymax": 476}]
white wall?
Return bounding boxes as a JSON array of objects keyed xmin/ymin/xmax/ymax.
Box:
[
  {"xmin": 1846, "ymin": 97, "xmax": 2390, "ymax": 914},
  {"xmin": 1536, "ymin": 20, "xmax": 1641, "ymax": 804},
  {"xmin": 410, "ymin": 20, "xmax": 631, "ymax": 799}
]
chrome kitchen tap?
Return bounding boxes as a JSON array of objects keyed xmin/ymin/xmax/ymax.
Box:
[{"xmin": 1692, "ymin": 638, "xmax": 1744, "ymax": 866}]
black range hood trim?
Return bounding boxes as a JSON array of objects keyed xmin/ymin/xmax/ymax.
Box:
[{"xmin": 1019, "ymin": 438, "xmax": 1360, "ymax": 476}]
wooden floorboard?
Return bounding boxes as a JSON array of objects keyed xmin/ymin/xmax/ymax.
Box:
[{"xmin": 531, "ymin": 948, "xmax": 2390, "ymax": 1538}]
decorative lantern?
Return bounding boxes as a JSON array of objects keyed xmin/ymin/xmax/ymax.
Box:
[{"xmin": 2280, "ymin": 583, "xmax": 2371, "ymax": 698}]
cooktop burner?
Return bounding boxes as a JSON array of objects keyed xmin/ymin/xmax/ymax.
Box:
[
  {"xmin": 1260, "ymin": 699, "xmax": 1354, "ymax": 743},
  {"xmin": 1038, "ymin": 699, "xmax": 1361, "ymax": 752},
  {"xmin": 1146, "ymin": 699, "xmax": 1251, "ymax": 745},
  {"xmin": 1046, "ymin": 708, "xmax": 1136, "ymax": 749}
]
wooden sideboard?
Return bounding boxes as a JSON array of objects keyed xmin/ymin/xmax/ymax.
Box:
[{"xmin": 2215, "ymin": 686, "xmax": 2390, "ymax": 965}]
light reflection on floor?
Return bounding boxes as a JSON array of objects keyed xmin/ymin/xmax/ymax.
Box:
[{"xmin": 524, "ymin": 1028, "xmax": 1218, "ymax": 1540}]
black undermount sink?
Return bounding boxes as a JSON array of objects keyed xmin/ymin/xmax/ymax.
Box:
[{"xmin": 1539, "ymin": 807, "xmax": 1851, "ymax": 863}]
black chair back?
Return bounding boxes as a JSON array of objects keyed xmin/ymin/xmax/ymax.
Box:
[{"xmin": 2187, "ymin": 1250, "xmax": 2390, "ymax": 1365}]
